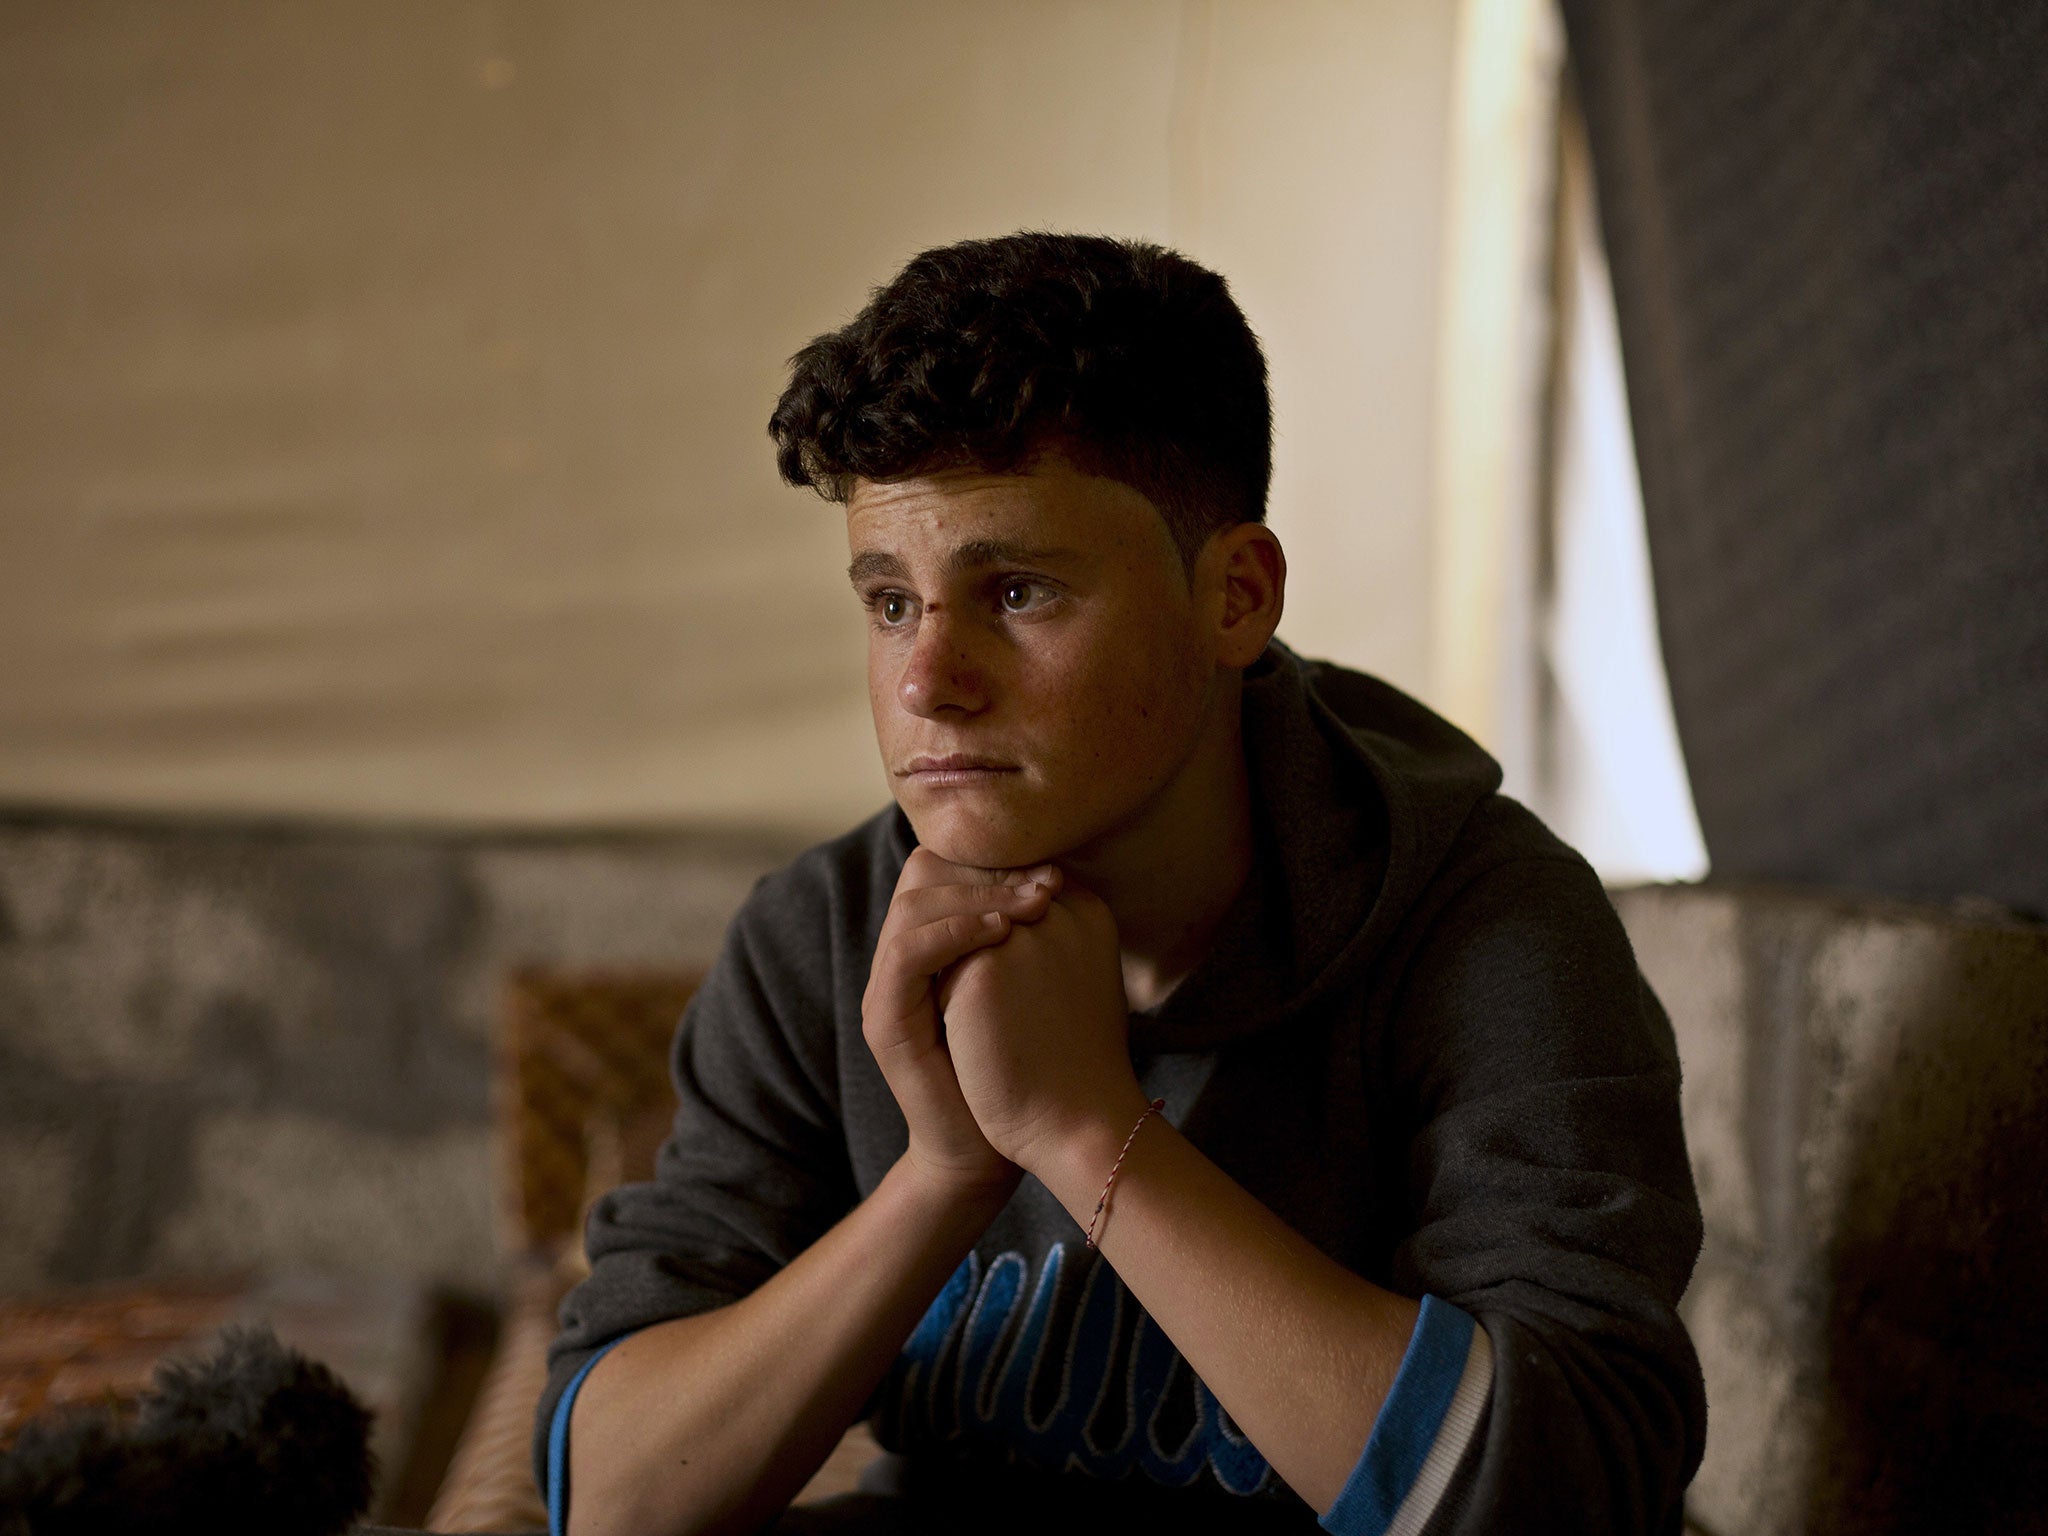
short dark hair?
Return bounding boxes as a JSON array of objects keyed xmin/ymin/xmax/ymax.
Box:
[{"xmin": 768, "ymin": 232, "xmax": 1271, "ymax": 565}]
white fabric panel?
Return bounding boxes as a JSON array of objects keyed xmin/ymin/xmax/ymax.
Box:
[
  {"xmin": 0, "ymin": 1, "xmax": 1455, "ymax": 829},
  {"xmin": 1539, "ymin": 109, "xmax": 1708, "ymax": 885}
]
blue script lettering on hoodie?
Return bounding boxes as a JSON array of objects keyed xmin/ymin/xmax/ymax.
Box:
[{"xmin": 882, "ymin": 1243, "xmax": 1273, "ymax": 1495}]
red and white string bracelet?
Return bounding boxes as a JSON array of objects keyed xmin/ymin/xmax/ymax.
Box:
[{"xmin": 1083, "ymin": 1098, "xmax": 1167, "ymax": 1250}]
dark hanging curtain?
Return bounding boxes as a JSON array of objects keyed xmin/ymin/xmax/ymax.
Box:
[{"xmin": 1556, "ymin": 1, "xmax": 2048, "ymax": 917}]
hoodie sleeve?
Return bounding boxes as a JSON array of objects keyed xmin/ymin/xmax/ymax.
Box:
[
  {"xmin": 531, "ymin": 859, "xmax": 860, "ymax": 1517},
  {"xmin": 1379, "ymin": 851, "xmax": 1707, "ymax": 1536}
]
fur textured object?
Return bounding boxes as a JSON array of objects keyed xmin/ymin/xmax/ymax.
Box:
[{"xmin": 0, "ymin": 1325, "xmax": 374, "ymax": 1536}]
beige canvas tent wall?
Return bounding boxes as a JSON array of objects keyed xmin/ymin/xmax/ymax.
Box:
[{"xmin": 0, "ymin": 0, "xmax": 1458, "ymax": 834}]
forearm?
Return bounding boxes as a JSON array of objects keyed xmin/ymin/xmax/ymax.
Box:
[
  {"xmin": 567, "ymin": 1155, "xmax": 1010, "ymax": 1536},
  {"xmin": 1033, "ymin": 1100, "xmax": 1420, "ymax": 1513}
]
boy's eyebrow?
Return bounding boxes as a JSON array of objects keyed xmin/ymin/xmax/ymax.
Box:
[
  {"xmin": 846, "ymin": 541, "xmax": 1084, "ymax": 586},
  {"xmin": 947, "ymin": 539, "xmax": 1084, "ymax": 573},
  {"xmin": 847, "ymin": 550, "xmax": 907, "ymax": 585}
]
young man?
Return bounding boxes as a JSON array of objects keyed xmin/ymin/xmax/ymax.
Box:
[{"xmin": 539, "ymin": 234, "xmax": 1706, "ymax": 1536}]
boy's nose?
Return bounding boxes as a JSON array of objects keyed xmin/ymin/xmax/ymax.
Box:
[{"xmin": 897, "ymin": 611, "xmax": 989, "ymax": 717}]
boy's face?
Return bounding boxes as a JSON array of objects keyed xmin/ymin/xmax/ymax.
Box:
[{"xmin": 846, "ymin": 455, "xmax": 1224, "ymax": 872}]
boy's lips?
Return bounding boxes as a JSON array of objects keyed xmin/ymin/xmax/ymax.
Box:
[{"xmin": 899, "ymin": 754, "xmax": 1020, "ymax": 784}]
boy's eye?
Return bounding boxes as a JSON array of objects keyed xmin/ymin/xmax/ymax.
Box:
[
  {"xmin": 879, "ymin": 594, "xmax": 910, "ymax": 624},
  {"xmin": 999, "ymin": 581, "xmax": 1041, "ymax": 612}
]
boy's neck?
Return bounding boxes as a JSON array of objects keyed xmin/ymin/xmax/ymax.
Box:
[{"xmin": 1062, "ymin": 680, "xmax": 1256, "ymax": 1013}]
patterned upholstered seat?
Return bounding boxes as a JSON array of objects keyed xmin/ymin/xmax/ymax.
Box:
[
  {"xmin": 426, "ymin": 968, "xmax": 698, "ymax": 1534},
  {"xmin": 425, "ymin": 967, "xmax": 881, "ymax": 1533}
]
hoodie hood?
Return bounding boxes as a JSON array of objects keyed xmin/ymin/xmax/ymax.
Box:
[{"xmin": 1133, "ymin": 642, "xmax": 1502, "ymax": 1054}]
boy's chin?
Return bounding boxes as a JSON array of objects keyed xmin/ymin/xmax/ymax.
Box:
[{"xmin": 904, "ymin": 808, "xmax": 1062, "ymax": 874}]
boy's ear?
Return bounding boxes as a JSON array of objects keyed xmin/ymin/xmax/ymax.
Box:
[{"xmin": 1205, "ymin": 523, "xmax": 1286, "ymax": 668}]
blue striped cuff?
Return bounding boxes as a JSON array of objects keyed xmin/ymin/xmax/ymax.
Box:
[
  {"xmin": 1320, "ymin": 1296, "xmax": 1493, "ymax": 1536},
  {"xmin": 546, "ymin": 1337, "xmax": 627, "ymax": 1536}
]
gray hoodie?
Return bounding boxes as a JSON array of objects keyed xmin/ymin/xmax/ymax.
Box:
[{"xmin": 539, "ymin": 644, "xmax": 1706, "ymax": 1535}]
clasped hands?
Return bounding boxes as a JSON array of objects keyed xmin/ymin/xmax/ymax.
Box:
[{"xmin": 861, "ymin": 846, "xmax": 1152, "ymax": 1202}]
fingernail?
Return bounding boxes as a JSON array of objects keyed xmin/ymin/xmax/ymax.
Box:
[{"xmin": 982, "ymin": 912, "xmax": 1004, "ymax": 929}]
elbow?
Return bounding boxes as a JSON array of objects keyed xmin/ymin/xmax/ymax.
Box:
[{"xmin": 1444, "ymin": 1308, "xmax": 1705, "ymax": 1536}]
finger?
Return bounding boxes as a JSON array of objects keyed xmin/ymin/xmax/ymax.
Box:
[
  {"xmin": 1014, "ymin": 863, "xmax": 1064, "ymax": 897},
  {"xmin": 869, "ymin": 910, "xmax": 1013, "ymax": 1026},
  {"xmin": 1045, "ymin": 872, "xmax": 1111, "ymax": 918},
  {"xmin": 886, "ymin": 879, "xmax": 1055, "ymax": 935},
  {"xmin": 897, "ymin": 847, "xmax": 1062, "ymax": 895},
  {"xmin": 865, "ymin": 914, "xmax": 1006, "ymax": 1060}
]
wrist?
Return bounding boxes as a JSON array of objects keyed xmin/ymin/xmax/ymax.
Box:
[
  {"xmin": 1021, "ymin": 1086, "xmax": 1161, "ymax": 1215},
  {"xmin": 890, "ymin": 1147, "xmax": 1021, "ymax": 1228}
]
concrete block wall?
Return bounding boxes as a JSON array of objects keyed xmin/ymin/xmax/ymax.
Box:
[
  {"xmin": 0, "ymin": 812, "xmax": 801, "ymax": 1298},
  {"xmin": 1614, "ymin": 884, "xmax": 2048, "ymax": 1536}
]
